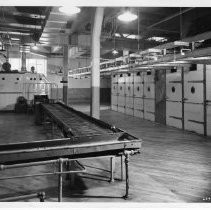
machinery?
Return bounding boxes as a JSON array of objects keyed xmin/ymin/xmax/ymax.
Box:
[{"xmin": 0, "ymin": 72, "xmax": 58, "ymax": 111}]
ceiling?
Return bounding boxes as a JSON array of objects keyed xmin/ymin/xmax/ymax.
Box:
[{"xmin": 0, "ymin": 6, "xmax": 211, "ymax": 59}]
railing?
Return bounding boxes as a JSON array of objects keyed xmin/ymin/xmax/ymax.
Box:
[
  {"xmin": 0, "ymin": 192, "xmax": 46, "ymax": 202},
  {"xmin": 68, "ymin": 40, "xmax": 204, "ymax": 77},
  {"xmin": 0, "ymin": 155, "xmax": 120, "ymax": 202},
  {"xmin": 0, "ymin": 157, "xmax": 85, "ymax": 202}
]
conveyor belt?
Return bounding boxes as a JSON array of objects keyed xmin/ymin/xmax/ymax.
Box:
[
  {"xmin": 41, "ymin": 103, "xmax": 119, "ymax": 138},
  {"xmin": 0, "ymin": 102, "xmax": 142, "ymax": 201},
  {"xmin": 0, "ymin": 134, "xmax": 141, "ymax": 165},
  {"xmin": 0, "ymin": 102, "xmax": 142, "ymax": 165}
]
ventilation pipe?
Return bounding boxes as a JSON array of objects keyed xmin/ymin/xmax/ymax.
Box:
[{"xmin": 90, "ymin": 7, "xmax": 104, "ymax": 119}]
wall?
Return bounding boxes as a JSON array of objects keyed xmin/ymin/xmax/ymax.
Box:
[
  {"xmin": 69, "ymin": 58, "xmax": 91, "ymax": 70},
  {"xmin": 68, "ymin": 77, "xmax": 111, "ymax": 105},
  {"xmin": 46, "ymin": 56, "xmax": 109, "ymax": 105},
  {"xmin": 47, "ymin": 57, "xmax": 63, "ymax": 75},
  {"xmin": 111, "ymin": 64, "xmax": 211, "ymax": 137},
  {"xmin": 46, "ymin": 57, "xmax": 63, "ymax": 100}
]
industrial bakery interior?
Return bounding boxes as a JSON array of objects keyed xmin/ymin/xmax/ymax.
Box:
[{"xmin": 0, "ymin": 4, "xmax": 211, "ymax": 203}]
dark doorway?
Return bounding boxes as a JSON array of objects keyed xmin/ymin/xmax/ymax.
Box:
[{"xmin": 155, "ymin": 69, "xmax": 166, "ymax": 124}]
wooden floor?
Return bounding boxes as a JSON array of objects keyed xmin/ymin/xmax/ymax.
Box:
[
  {"xmin": 100, "ymin": 110, "xmax": 211, "ymax": 202},
  {"xmin": 0, "ymin": 108, "xmax": 211, "ymax": 202}
]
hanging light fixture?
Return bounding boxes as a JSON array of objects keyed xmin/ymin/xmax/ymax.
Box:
[
  {"xmin": 112, "ymin": 49, "xmax": 118, "ymax": 55},
  {"xmin": 117, "ymin": 9, "xmax": 138, "ymax": 22},
  {"xmin": 59, "ymin": 6, "xmax": 81, "ymax": 15},
  {"xmin": 31, "ymin": 42, "xmax": 38, "ymax": 50},
  {"xmin": 112, "ymin": 18, "xmax": 118, "ymax": 56}
]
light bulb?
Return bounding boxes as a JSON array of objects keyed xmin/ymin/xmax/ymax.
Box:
[
  {"xmin": 118, "ymin": 11, "xmax": 137, "ymax": 22},
  {"xmin": 112, "ymin": 49, "xmax": 118, "ymax": 55},
  {"xmin": 59, "ymin": 6, "xmax": 81, "ymax": 15},
  {"xmin": 32, "ymin": 45, "xmax": 38, "ymax": 50}
]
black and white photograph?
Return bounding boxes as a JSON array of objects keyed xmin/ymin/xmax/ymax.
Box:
[{"xmin": 0, "ymin": 0, "xmax": 210, "ymax": 209}]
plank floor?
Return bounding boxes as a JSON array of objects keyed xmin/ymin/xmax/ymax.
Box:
[{"xmin": 0, "ymin": 107, "xmax": 210, "ymax": 203}]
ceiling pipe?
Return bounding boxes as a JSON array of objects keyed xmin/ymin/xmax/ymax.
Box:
[{"xmin": 91, "ymin": 7, "xmax": 104, "ymax": 119}]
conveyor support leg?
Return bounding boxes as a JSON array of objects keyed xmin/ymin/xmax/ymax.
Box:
[
  {"xmin": 121, "ymin": 155, "xmax": 124, "ymax": 181},
  {"xmin": 123, "ymin": 152, "xmax": 130, "ymax": 199},
  {"xmin": 110, "ymin": 156, "xmax": 115, "ymax": 182},
  {"xmin": 37, "ymin": 192, "xmax": 46, "ymax": 202},
  {"xmin": 58, "ymin": 159, "xmax": 63, "ymax": 202}
]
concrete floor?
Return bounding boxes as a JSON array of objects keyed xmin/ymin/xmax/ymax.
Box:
[
  {"xmin": 69, "ymin": 102, "xmax": 110, "ymax": 114},
  {"xmin": 0, "ymin": 106, "xmax": 211, "ymax": 202}
]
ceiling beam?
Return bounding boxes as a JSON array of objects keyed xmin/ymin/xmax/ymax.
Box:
[
  {"xmin": 1, "ymin": 7, "xmax": 46, "ymax": 19},
  {"xmin": 12, "ymin": 12, "xmax": 46, "ymax": 19},
  {"xmin": 0, "ymin": 15, "xmax": 43, "ymax": 26},
  {"xmin": 0, "ymin": 26, "xmax": 31, "ymax": 33},
  {"xmin": 148, "ymin": 27, "xmax": 180, "ymax": 34},
  {"xmin": 30, "ymin": 49, "xmax": 47, "ymax": 57},
  {"xmin": 0, "ymin": 23, "xmax": 42, "ymax": 30},
  {"xmin": 0, "ymin": 31, "xmax": 31, "ymax": 35},
  {"xmin": 182, "ymin": 30, "xmax": 211, "ymax": 42},
  {"xmin": 101, "ymin": 39, "xmax": 158, "ymax": 52},
  {"xmin": 147, "ymin": 7, "xmax": 194, "ymax": 29}
]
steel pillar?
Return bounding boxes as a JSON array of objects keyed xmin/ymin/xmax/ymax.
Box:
[{"xmin": 91, "ymin": 7, "xmax": 104, "ymax": 119}]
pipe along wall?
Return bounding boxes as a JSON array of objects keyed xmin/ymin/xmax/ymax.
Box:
[{"xmin": 111, "ymin": 64, "xmax": 211, "ymax": 137}]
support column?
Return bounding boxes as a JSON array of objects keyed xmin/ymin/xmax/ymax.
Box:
[
  {"xmin": 91, "ymin": 7, "xmax": 104, "ymax": 119},
  {"xmin": 21, "ymin": 52, "xmax": 27, "ymax": 72},
  {"xmin": 63, "ymin": 45, "xmax": 69, "ymax": 105},
  {"xmin": 109, "ymin": 156, "xmax": 115, "ymax": 182},
  {"xmin": 123, "ymin": 152, "xmax": 130, "ymax": 199}
]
